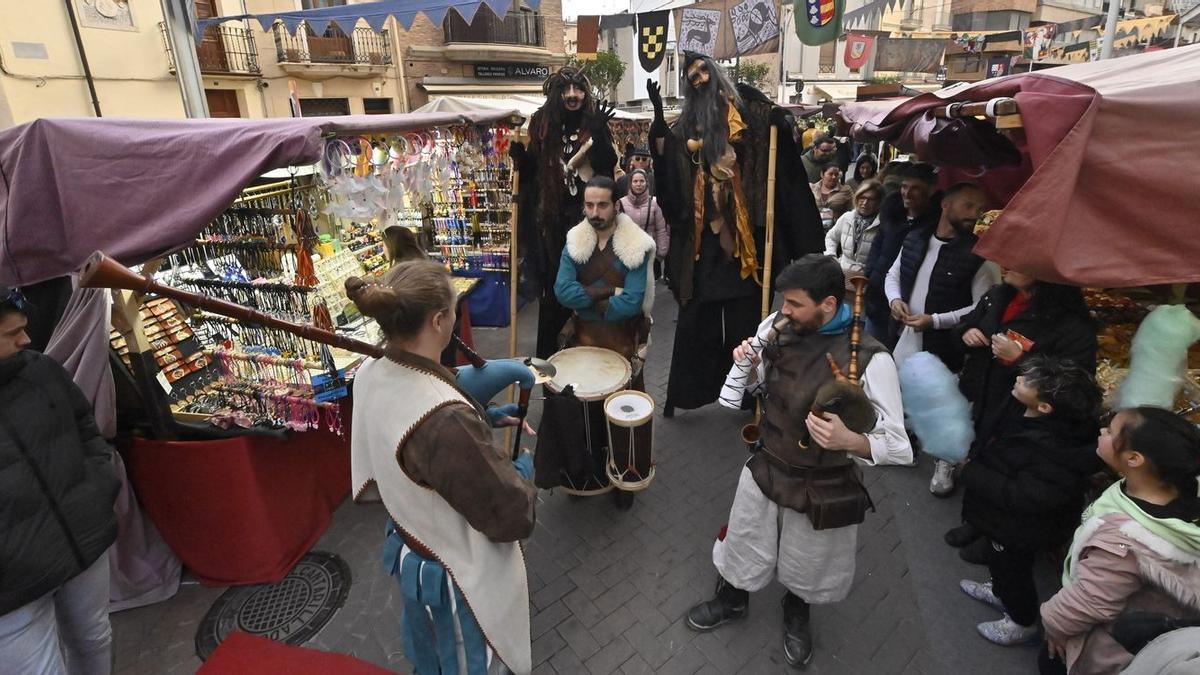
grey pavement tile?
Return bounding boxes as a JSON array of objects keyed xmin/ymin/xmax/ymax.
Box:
[
  {"xmin": 558, "ymin": 615, "xmax": 602, "ymax": 661},
  {"xmin": 533, "ymin": 628, "xmax": 568, "ymax": 667},
  {"xmin": 585, "ymin": 634, "xmax": 636, "ymax": 675},
  {"xmin": 549, "ymin": 639, "xmax": 588, "ymax": 674},
  {"xmin": 563, "ymin": 587, "xmax": 607, "ymax": 629},
  {"xmin": 619, "ymin": 652, "xmax": 655, "ymax": 675},
  {"xmin": 532, "ymin": 600, "xmax": 574, "ymax": 640},
  {"xmin": 655, "ymin": 644, "xmax": 708, "ymax": 675},
  {"xmin": 590, "ymin": 605, "xmax": 638, "ymax": 647}
]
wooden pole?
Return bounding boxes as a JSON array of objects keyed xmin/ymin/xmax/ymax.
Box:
[
  {"xmin": 505, "ymin": 161, "xmax": 521, "ymax": 451},
  {"xmin": 756, "ymin": 126, "xmax": 779, "ymax": 424},
  {"xmin": 760, "ymin": 125, "xmax": 779, "ymax": 320}
]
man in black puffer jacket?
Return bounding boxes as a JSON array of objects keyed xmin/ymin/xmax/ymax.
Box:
[
  {"xmin": 0, "ymin": 285, "xmax": 121, "ymax": 674},
  {"xmin": 955, "ymin": 357, "xmax": 1103, "ymax": 647}
]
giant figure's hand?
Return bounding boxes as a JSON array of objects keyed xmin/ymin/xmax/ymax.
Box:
[
  {"xmin": 647, "ymin": 80, "xmax": 664, "ymax": 119},
  {"xmin": 591, "ymin": 100, "xmax": 617, "ymax": 139}
]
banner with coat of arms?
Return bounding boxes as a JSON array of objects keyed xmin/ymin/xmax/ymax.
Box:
[
  {"xmin": 844, "ymin": 33, "xmax": 874, "ymax": 69},
  {"xmin": 794, "ymin": 0, "xmax": 843, "ymax": 46},
  {"xmin": 637, "ymin": 11, "xmax": 670, "ymax": 72}
]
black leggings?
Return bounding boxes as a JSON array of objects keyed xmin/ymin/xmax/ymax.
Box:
[{"xmin": 987, "ymin": 542, "xmax": 1039, "ymax": 626}]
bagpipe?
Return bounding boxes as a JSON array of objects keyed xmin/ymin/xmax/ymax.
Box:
[{"xmin": 79, "ymin": 251, "xmax": 553, "ymax": 458}]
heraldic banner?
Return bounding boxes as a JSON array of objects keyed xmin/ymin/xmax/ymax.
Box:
[
  {"xmin": 844, "ymin": 32, "xmax": 875, "ymax": 69},
  {"xmin": 638, "ymin": 10, "xmax": 670, "ymax": 72},
  {"xmin": 674, "ymin": 0, "xmax": 781, "ymax": 60},
  {"xmin": 794, "ymin": 0, "xmax": 843, "ymax": 46}
]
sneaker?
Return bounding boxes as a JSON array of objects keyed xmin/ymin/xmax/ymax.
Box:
[
  {"xmin": 959, "ymin": 579, "xmax": 1004, "ymax": 612},
  {"xmin": 977, "ymin": 615, "xmax": 1040, "ymax": 646},
  {"xmin": 930, "ymin": 459, "xmax": 956, "ymax": 497}
]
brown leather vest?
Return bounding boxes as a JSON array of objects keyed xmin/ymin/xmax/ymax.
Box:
[
  {"xmin": 748, "ymin": 326, "xmax": 884, "ymax": 509},
  {"xmin": 569, "ymin": 243, "xmax": 645, "ymax": 358}
]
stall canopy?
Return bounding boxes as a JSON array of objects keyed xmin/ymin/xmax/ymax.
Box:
[
  {"xmin": 0, "ymin": 110, "xmax": 521, "ymax": 287},
  {"xmin": 838, "ymin": 44, "xmax": 1200, "ymax": 288},
  {"xmin": 196, "ymin": 0, "xmax": 540, "ymax": 35},
  {"xmin": 414, "ymin": 95, "xmax": 655, "ymax": 126}
]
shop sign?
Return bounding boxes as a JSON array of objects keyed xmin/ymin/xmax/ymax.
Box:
[{"xmin": 474, "ymin": 64, "xmax": 552, "ymax": 79}]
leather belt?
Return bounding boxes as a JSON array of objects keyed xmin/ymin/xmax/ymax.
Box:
[{"xmin": 756, "ymin": 444, "xmax": 853, "ymax": 478}]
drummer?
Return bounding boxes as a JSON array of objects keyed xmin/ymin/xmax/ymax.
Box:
[
  {"xmin": 553, "ymin": 175, "xmax": 656, "ymax": 361},
  {"xmin": 543, "ymin": 175, "xmax": 656, "ymax": 509}
]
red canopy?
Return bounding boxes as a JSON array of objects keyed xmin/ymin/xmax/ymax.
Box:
[
  {"xmin": 0, "ymin": 110, "xmax": 520, "ymax": 287},
  {"xmin": 839, "ymin": 45, "xmax": 1200, "ymax": 287}
]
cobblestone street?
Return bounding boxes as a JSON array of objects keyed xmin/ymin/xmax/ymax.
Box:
[{"xmin": 112, "ymin": 285, "xmax": 1053, "ymax": 674}]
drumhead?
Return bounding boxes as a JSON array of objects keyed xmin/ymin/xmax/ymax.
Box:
[
  {"xmin": 604, "ymin": 390, "xmax": 654, "ymax": 426},
  {"xmin": 546, "ymin": 347, "xmax": 631, "ymax": 401}
]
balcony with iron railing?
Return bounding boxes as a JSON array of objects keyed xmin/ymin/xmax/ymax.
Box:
[
  {"xmin": 274, "ymin": 24, "xmax": 393, "ymax": 67},
  {"xmin": 159, "ymin": 21, "xmax": 261, "ymax": 75},
  {"xmin": 444, "ymin": 11, "xmax": 545, "ymax": 47}
]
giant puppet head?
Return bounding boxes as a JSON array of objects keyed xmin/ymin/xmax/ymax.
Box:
[
  {"xmin": 543, "ymin": 66, "xmax": 593, "ymax": 117},
  {"xmin": 678, "ymin": 52, "xmax": 743, "ymax": 168}
]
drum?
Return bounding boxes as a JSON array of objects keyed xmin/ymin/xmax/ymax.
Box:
[
  {"xmin": 545, "ymin": 346, "xmax": 631, "ymax": 400},
  {"xmin": 536, "ymin": 347, "xmax": 633, "ymax": 496},
  {"xmin": 604, "ymin": 390, "xmax": 655, "ymax": 491}
]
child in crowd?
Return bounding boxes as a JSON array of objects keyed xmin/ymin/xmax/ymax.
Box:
[
  {"xmin": 956, "ymin": 357, "xmax": 1104, "ymax": 646},
  {"xmin": 1038, "ymin": 406, "xmax": 1200, "ymax": 675}
]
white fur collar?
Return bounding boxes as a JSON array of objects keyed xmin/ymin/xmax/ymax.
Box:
[{"xmin": 566, "ymin": 213, "xmax": 656, "ymax": 269}]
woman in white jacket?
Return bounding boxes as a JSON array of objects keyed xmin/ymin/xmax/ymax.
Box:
[{"xmin": 824, "ymin": 179, "xmax": 883, "ymax": 283}]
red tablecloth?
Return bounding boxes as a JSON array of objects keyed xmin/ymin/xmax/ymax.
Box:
[
  {"xmin": 198, "ymin": 632, "xmax": 392, "ymax": 674},
  {"xmin": 120, "ymin": 419, "xmax": 350, "ymax": 587}
]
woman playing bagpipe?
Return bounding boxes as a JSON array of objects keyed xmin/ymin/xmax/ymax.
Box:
[{"xmin": 346, "ymin": 260, "xmax": 537, "ymax": 675}]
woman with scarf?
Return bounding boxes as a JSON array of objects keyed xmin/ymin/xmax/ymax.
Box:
[
  {"xmin": 824, "ymin": 179, "xmax": 882, "ymax": 288},
  {"xmin": 618, "ymin": 168, "xmax": 668, "ymax": 279},
  {"xmin": 1039, "ymin": 407, "xmax": 1200, "ymax": 675}
]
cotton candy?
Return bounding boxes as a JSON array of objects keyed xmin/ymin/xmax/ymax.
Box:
[
  {"xmin": 899, "ymin": 352, "xmax": 975, "ymax": 463},
  {"xmin": 1116, "ymin": 305, "xmax": 1200, "ymax": 410}
]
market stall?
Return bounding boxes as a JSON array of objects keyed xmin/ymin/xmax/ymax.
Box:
[
  {"xmin": 0, "ymin": 109, "xmax": 525, "ymax": 586},
  {"xmin": 838, "ymin": 44, "xmax": 1200, "ymax": 419}
]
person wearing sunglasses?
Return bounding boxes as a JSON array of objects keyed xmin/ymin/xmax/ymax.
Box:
[{"xmin": 0, "ymin": 284, "xmax": 121, "ymax": 674}]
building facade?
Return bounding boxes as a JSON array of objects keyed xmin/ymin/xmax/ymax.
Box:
[{"xmin": 0, "ymin": 0, "xmax": 566, "ymax": 128}]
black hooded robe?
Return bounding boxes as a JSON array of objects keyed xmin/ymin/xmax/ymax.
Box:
[
  {"xmin": 652, "ymin": 85, "xmax": 824, "ymax": 412},
  {"xmin": 513, "ymin": 109, "xmax": 617, "ymax": 359}
]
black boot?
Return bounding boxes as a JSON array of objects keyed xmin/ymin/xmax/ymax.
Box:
[
  {"xmin": 944, "ymin": 522, "xmax": 981, "ymax": 548},
  {"xmin": 782, "ymin": 592, "xmax": 814, "ymax": 669},
  {"xmin": 686, "ymin": 577, "xmax": 748, "ymax": 631}
]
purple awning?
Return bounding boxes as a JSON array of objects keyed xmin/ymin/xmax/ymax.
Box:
[{"xmin": 0, "ymin": 110, "xmax": 520, "ymax": 286}]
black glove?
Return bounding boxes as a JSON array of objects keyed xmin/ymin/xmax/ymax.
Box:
[
  {"xmin": 591, "ymin": 100, "xmax": 617, "ymax": 139},
  {"xmin": 647, "ymin": 79, "xmax": 664, "ymax": 122}
]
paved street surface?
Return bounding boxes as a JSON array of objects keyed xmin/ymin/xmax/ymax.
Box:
[{"xmin": 112, "ymin": 284, "xmax": 1056, "ymax": 674}]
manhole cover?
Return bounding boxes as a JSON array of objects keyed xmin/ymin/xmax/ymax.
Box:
[{"xmin": 195, "ymin": 551, "xmax": 351, "ymax": 660}]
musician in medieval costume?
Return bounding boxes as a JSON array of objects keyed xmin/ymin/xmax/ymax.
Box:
[
  {"xmin": 685, "ymin": 255, "xmax": 911, "ymax": 669},
  {"xmin": 511, "ymin": 67, "xmax": 619, "ymax": 359},
  {"xmin": 647, "ymin": 54, "xmax": 824, "ymax": 417},
  {"xmin": 536, "ymin": 177, "xmax": 656, "ymax": 509},
  {"xmin": 346, "ymin": 261, "xmax": 537, "ymax": 675}
]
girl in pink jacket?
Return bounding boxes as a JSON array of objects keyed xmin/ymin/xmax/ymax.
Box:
[{"xmin": 1039, "ymin": 406, "xmax": 1200, "ymax": 675}]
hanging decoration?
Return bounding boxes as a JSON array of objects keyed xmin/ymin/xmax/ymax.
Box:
[
  {"xmin": 844, "ymin": 33, "xmax": 875, "ymax": 70},
  {"xmin": 637, "ymin": 10, "xmax": 671, "ymax": 73},
  {"xmin": 794, "ymin": 0, "xmax": 843, "ymax": 46}
]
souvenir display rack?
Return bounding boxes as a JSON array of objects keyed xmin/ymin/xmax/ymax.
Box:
[{"xmin": 108, "ymin": 119, "xmax": 520, "ymax": 432}]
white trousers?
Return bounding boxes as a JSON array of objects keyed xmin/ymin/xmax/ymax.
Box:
[
  {"xmin": 713, "ymin": 467, "xmax": 858, "ymax": 604},
  {"xmin": 0, "ymin": 552, "xmax": 113, "ymax": 675}
]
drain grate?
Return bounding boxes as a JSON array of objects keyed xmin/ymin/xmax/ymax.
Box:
[{"xmin": 195, "ymin": 551, "xmax": 351, "ymax": 660}]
